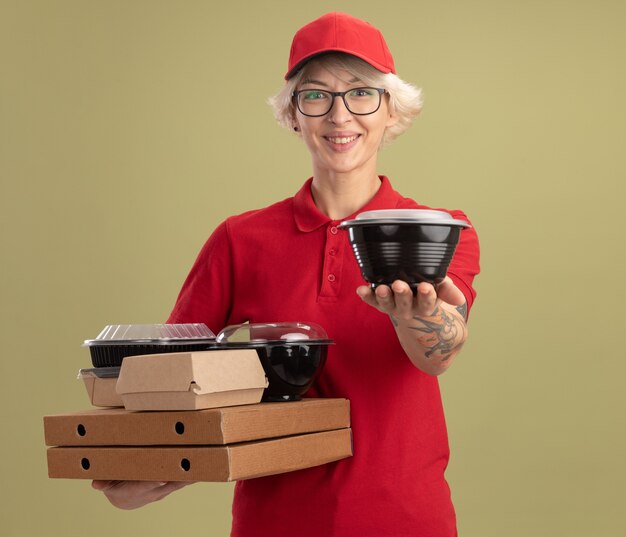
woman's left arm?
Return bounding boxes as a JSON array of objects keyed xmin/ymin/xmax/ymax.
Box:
[{"xmin": 357, "ymin": 277, "xmax": 468, "ymax": 376}]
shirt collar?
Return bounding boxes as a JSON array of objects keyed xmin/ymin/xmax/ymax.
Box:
[{"xmin": 293, "ymin": 176, "xmax": 402, "ymax": 232}]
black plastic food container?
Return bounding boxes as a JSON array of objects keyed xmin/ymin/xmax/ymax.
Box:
[
  {"xmin": 216, "ymin": 322, "xmax": 333, "ymax": 402},
  {"xmin": 83, "ymin": 324, "xmax": 217, "ymax": 368},
  {"xmin": 339, "ymin": 209, "xmax": 470, "ymax": 292}
]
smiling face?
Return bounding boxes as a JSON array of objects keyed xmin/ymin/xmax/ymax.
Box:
[{"xmin": 293, "ymin": 61, "xmax": 398, "ymax": 179}]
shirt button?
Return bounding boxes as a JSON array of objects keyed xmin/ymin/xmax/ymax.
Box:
[
  {"xmin": 327, "ymin": 274, "xmax": 336, "ymax": 282},
  {"xmin": 330, "ymin": 226, "xmax": 338, "ymax": 235},
  {"xmin": 328, "ymin": 248, "xmax": 337, "ymax": 256}
]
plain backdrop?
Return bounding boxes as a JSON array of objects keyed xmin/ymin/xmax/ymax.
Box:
[{"xmin": 1, "ymin": 1, "xmax": 625, "ymax": 536}]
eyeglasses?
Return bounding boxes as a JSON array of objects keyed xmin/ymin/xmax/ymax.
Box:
[{"xmin": 292, "ymin": 87, "xmax": 386, "ymax": 117}]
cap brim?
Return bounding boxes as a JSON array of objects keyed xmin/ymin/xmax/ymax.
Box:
[{"xmin": 285, "ymin": 49, "xmax": 394, "ymax": 79}]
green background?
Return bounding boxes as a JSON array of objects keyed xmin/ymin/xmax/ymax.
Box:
[{"xmin": 1, "ymin": 1, "xmax": 624, "ymax": 535}]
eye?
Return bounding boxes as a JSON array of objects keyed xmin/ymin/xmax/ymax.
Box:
[
  {"xmin": 301, "ymin": 90, "xmax": 328, "ymax": 101},
  {"xmin": 348, "ymin": 88, "xmax": 377, "ymax": 98}
]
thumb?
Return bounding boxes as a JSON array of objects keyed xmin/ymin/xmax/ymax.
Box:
[
  {"xmin": 92, "ymin": 480, "xmax": 117, "ymax": 491},
  {"xmin": 435, "ymin": 276, "xmax": 465, "ymax": 306}
]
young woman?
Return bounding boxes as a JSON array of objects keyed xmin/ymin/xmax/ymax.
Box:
[{"xmin": 93, "ymin": 12, "xmax": 480, "ymax": 537}]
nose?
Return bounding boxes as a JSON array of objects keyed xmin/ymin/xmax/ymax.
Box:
[{"xmin": 328, "ymin": 95, "xmax": 352, "ymax": 124}]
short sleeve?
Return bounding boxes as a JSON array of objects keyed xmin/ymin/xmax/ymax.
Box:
[
  {"xmin": 446, "ymin": 210, "xmax": 480, "ymax": 316},
  {"xmin": 167, "ymin": 220, "xmax": 235, "ymax": 334}
]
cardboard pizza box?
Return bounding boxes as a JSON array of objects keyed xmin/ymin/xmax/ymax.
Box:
[
  {"xmin": 44, "ymin": 398, "xmax": 350, "ymax": 446},
  {"xmin": 47, "ymin": 428, "xmax": 353, "ymax": 481}
]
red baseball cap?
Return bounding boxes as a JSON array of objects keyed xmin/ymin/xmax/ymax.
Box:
[{"xmin": 285, "ymin": 12, "xmax": 396, "ymax": 80}]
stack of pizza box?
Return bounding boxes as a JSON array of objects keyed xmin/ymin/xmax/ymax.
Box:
[{"xmin": 44, "ymin": 349, "xmax": 352, "ymax": 482}]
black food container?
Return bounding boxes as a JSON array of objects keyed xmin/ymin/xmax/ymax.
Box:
[
  {"xmin": 84, "ymin": 324, "xmax": 217, "ymax": 367},
  {"xmin": 216, "ymin": 322, "xmax": 333, "ymax": 402},
  {"xmin": 339, "ymin": 209, "xmax": 470, "ymax": 292}
]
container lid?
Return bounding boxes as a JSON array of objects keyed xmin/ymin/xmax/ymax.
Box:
[
  {"xmin": 77, "ymin": 367, "xmax": 121, "ymax": 379},
  {"xmin": 84, "ymin": 323, "xmax": 216, "ymax": 347},
  {"xmin": 339, "ymin": 208, "xmax": 470, "ymax": 228},
  {"xmin": 216, "ymin": 322, "xmax": 333, "ymax": 347}
]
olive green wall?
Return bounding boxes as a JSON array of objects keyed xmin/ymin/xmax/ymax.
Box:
[{"xmin": 1, "ymin": 1, "xmax": 624, "ymax": 536}]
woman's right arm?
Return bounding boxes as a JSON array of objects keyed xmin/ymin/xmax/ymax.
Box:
[{"xmin": 92, "ymin": 222, "xmax": 235, "ymax": 509}]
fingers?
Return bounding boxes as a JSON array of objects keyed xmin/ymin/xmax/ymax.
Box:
[
  {"xmin": 149, "ymin": 481, "xmax": 190, "ymax": 503},
  {"xmin": 92, "ymin": 480, "xmax": 120, "ymax": 491},
  {"xmin": 374, "ymin": 285, "xmax": 396, "ymax": 313},
  {"xmin": 414, "ymin": 282, "xmax": 438, "ymax": 316},
  {"xmin": 357, "ymin": 281, "xmax": 415, "ymax": 320},
  {"xmin": 356, "ymin": 285, "xmax": 382, "ymax": 311},
  {"xmin": 435, "ymin": 276, "xmax": 465, "ymax": 306},
  {"xmin": 356, "ymin": 284, "xmax": 397, "ymax": 314},
  {"xmin": 390, "ymin": 280, "xmax": 414, "ymax": 318},
  {"xmin": 357, "ymin": 279, "xmax": 463, "ymax": 319},
  {"xmin": 92, "ymin": 480, "xmax": 192, "ymax": 510}
]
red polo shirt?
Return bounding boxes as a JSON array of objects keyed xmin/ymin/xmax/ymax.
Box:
[{"xmin": 168, "ymin": 176, "xmax": 480, "ymax": 537}]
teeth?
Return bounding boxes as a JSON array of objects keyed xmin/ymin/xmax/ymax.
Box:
[{"xmin": 327, "ymin": 135, "xmax": 358, "ymax": 144}]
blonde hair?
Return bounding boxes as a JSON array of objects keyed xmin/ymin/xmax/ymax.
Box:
[{"xmin": 268, "ymin": 53, "xmax": 423, "ymax": 146}]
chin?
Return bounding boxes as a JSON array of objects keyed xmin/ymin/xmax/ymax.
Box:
[{"xmin": 328, "ymin": 155, "xmax": 375, "ymax": 175}]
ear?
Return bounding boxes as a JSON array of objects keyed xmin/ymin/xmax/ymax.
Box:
[{"xmin": 385, "ymin": 107, "xmax": 399, "ymax": 129}]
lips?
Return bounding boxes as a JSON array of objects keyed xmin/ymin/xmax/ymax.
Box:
[
  {"xmin": 323, "ymin": 133, "xmax": 361, "ymax": 151},
  {"xmin": 325, "ymin": 135, "xmax": 359, "ymax": 144}
]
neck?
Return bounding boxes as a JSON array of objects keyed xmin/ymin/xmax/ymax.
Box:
[{"xmin": 310, "ymin": 166, "xmax": 382, "ymax": 220}]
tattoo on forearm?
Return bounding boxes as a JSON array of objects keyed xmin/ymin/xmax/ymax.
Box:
[
  {"xmin": 408, "ymin": 305, "xmax": 466, "ymax": 361},
  {"xmin": 456, "ymin": 302, "xmax": 468, "ymax": 321}
]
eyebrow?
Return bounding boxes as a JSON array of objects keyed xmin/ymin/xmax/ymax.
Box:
[
  {"xmin": 300, "ymin": 79, "xmax": 329, "ymax": 87},
  {"xmin": 300, "ymin": 77, "xmax": 363, "ymax": 87}
]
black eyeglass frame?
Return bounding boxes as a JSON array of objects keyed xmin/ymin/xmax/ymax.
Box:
[{"xmin": 292, "ymin": 87, "xmax": 387, "ymax": 117}]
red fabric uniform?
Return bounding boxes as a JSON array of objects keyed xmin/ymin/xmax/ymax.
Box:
[{"xmin": 168, "ymin": 176, "xmax": 480, "ymax": 537}]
